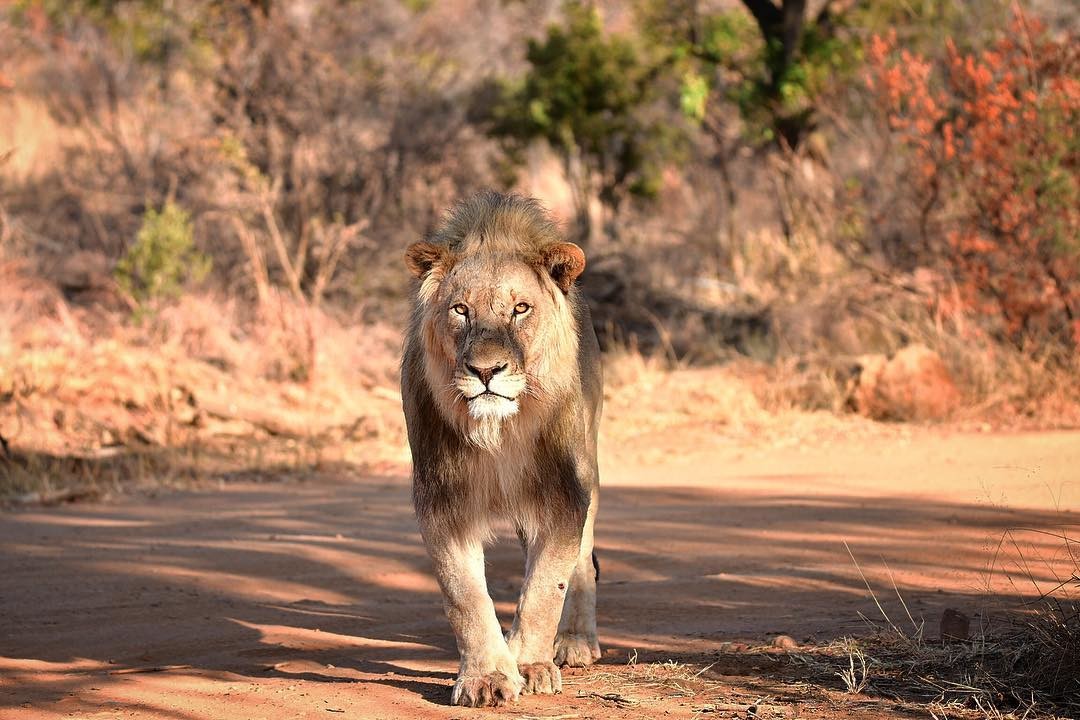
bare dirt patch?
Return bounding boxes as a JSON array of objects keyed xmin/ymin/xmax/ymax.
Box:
[{"xmin": 2, "ymin": 430, "xmax": 1077, "ymax": 719}]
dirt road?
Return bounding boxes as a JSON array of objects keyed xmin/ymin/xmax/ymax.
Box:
[{"xmin": 2, "ymin": 429, "xmax": 1078, "ymax": 719}]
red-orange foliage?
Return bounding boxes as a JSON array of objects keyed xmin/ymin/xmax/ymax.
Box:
[{"xmin": 867, "ymin": 12, "xmax": 1080, "ymax": 351}]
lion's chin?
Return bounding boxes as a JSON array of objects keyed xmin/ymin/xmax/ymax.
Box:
[{"xmin": 466, "ymin": 393, "xmax": 519, "ymax": 421}]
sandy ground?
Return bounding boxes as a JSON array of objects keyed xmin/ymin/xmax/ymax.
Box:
[{"xmin": 2, "ymin": 428, "xmax": 1079, "ymax": 719}]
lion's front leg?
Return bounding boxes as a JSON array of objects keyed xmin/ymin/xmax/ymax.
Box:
[
  {"xmin": 505, "ymin": 525, "xmax": 581, "ymax": 695},
  {"xmin": 424, "ymin": 532, "xmax": 524, "ymax": 707}
]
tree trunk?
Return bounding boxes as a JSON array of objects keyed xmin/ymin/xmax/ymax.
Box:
[
  {"xmin": 739, "ymin": 0, "xmax": 812, "ymax": 146},
  {"xmin": 739, "ymin": 0, "xmax": 807, "ymax": 93}
]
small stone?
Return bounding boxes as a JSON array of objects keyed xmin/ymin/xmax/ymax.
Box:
[
  {"xmin": 771, "ymin": 634, "xmax": 797, "ymax": 650},
  {"xmin": 848, "ymin": 344, "xmax": 961, "ymax": 421}
]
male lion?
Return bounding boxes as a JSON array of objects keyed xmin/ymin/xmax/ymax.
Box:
[{"xmin": 401, "ymin": 192, "xmax": 602, "ymax": 708}]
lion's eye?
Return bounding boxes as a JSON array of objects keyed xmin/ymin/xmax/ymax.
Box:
[
  {"xmin": 513, "ymin": 302, "xmax": 531, "ymax": 315},
  {"xmin": 452, "ymin": 304, "xmax": 469, "ymax": 317}
]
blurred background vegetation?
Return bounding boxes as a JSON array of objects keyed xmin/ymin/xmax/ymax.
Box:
[{"xmin": 0, "ymin": 0, "xmax": 1077, "ymax": 496}]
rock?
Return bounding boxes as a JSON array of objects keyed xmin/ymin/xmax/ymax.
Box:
[
  {"xmin": 939, "ymin": 607, "xmax": 970, "ymax": 642},
  {"xmin": 849, "ymin": 344, "xmax": 961, "ymax": 421},
  {"xmin": 771, "ymin": 634, "xmax": 797, "ymax": 650}
]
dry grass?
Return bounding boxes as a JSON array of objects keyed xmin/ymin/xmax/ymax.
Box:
[
  {"xmin": 3, "ymin": 246, "xmax": 1076, "ymax": 504},
  {"xmin": 592, "ymin": 224, "xmax": 1080, "ymax": 433},
  {"xmin": 599, "ymin": 344, "xmax": 906, "ymax": 470},
  {"xmin": 0, "ymin": 254, "xmax": 892, "ymax": 502},
  {"xmin": 0, "ymin": 261, "xmax": 408, "ymax": 502},
  {"xmin": 793, "ymin": 529, "xmax": 1080, "ymax": 719},
  {"xmin": 792, "ymin": 606, "xmax": 1080, "ymax": 719},
  {"xmin": 602, "ymin": 349, "xmax": 767, "ymax": 436},
  {"xmin": 551, "ymin": 529, "xmax": 1080, "ymax": 720},
  {"xmin": 566, "ymin": 560, "xmax": 1080, "ymax": 720}
]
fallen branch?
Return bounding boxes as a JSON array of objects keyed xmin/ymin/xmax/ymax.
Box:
[{"xmin": 576, "ymin": 691, "xmax": 639, "ymax": 708}]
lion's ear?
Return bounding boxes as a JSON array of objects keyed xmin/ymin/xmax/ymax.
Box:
[
  {"xmin": 539, "ymin": 242, "xmax": 586, "ymax": 293},
  {"xmin": 405, "ymin": 241, "xmax": 448, "ymax": 279}
]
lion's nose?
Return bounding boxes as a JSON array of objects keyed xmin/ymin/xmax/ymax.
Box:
[{"xmin": 466, "ymin": 362, "xmax": 507, "ymax": 386}]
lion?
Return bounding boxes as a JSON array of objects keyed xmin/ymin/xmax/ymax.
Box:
[{"xmin": 401, "ymin": 192, "xmax": 602, "ymax": 708}]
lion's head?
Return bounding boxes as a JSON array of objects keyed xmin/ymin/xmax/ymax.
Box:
[{"xmin": 404, "ymin": 193, "xmax": 586, "ymax": 446}]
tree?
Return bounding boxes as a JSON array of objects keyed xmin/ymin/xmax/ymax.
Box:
[
  {"xmin": 486, "ymin": 1, "xmax": 680, "ymax": 245},
  {"xmin": 642, "ymin": 0, "xmax": 859, "ymax": 149},
  {"xmin": 739, "ymin": 0, "xmax": 862, "ymax": 147}
]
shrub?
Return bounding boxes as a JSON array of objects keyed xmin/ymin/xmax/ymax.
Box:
[
  {"xmin": 867, "ymin": 11, "xmax": 1080, "ymax": 351},
  {"xmin": 487, "ymin": 1, "xmax": 682, "ymax": 242},
  {"xmin": 115, "ymin": 201, "xmax": 210, "ymax": 307}
]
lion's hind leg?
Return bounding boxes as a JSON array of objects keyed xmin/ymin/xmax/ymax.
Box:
[
  {"xmin": 553, "ymin": 550, "xmax": 601, "ymax": 666},
  {"xmin": 553, "ymin": 495, "xmax": 600, "ymax": 667}
]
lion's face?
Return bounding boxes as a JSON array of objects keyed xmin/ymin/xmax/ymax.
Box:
[
  {"xmin": 406, "ymin": 239, "xmax": 586, "ymax": 433},
  {"xmin": 433, "ymin": 256, "xmax": 558, "ymax": 421}
]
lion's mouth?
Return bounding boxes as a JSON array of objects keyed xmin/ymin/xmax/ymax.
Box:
[{"xmin": 466, "ymin": 390, "xmax": 517, "ymax": 402}]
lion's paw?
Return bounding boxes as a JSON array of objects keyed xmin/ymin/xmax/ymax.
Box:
[
  {"xmin": 450, "ymin": 670, "xmax": 523, "ymax": 707},
  {"xmin": 518, "ymin": 661, "xmax": 562, "ymax": 695},
  {"xmin": 553, "ymin": 632, "xmax": 601, "ymax": 668}
]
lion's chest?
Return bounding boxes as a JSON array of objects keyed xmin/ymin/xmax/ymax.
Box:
[
  {"xmin": 463, "ymin": 441, "xmax": 544, "ymax": 533},
  {"xmin": 471, "ymin": 445, "xmax": 530, "ymax": 503}
]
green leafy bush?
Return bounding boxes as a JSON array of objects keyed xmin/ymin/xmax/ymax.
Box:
[
  {"xmin": 13, "ymin": 0, "xmax": 212, "ymax": 67},
  {"xmin": 486, "ymin": 1, "xmax": 683, "ymax": 240},
  {"xmin": 115, "ymin": 201, "xmax": 210, "ymax": 307}
]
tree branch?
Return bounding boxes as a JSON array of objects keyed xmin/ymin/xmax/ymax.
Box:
[
  {"xmin": 816, "ymin": 0, "xmax": 861, "ymax": 38},
  {"xmin": 259, "ymin": 180, "xmax": 305, "ymax": 304}
]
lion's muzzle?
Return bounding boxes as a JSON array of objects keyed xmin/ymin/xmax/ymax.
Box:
[{"xmin": 457, "ymin": 335, "xmax": 526, "ymax": 420}]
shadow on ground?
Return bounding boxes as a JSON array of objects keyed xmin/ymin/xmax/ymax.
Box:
[{"xmin": 0, "ymin": 467, "xmax": 1075, "ymax": 718}]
